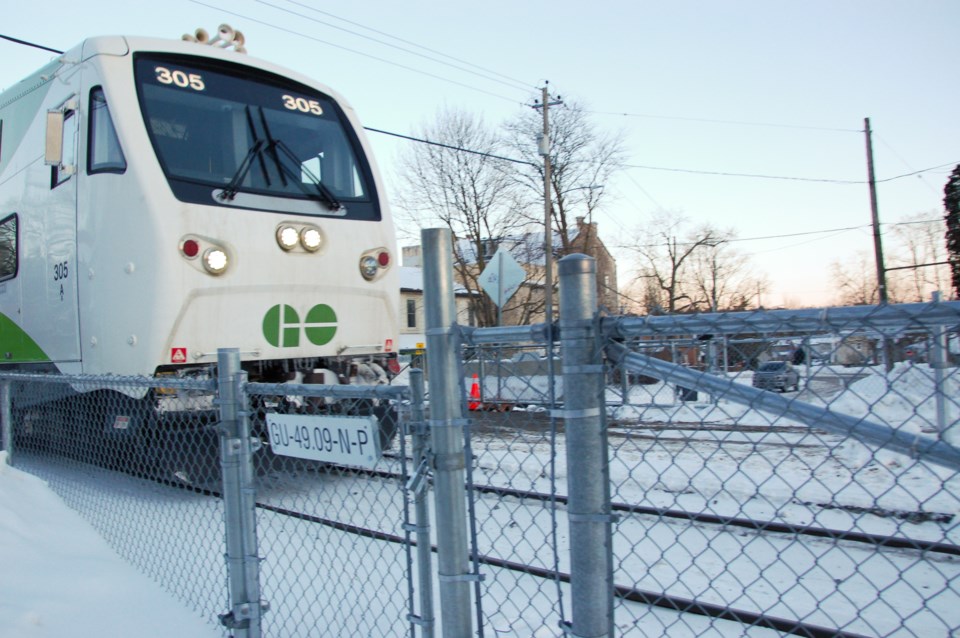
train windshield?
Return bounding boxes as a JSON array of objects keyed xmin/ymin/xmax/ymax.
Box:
[{"xmin": 134, "ymin": 54, "xmax": 380, "ymax": 220}]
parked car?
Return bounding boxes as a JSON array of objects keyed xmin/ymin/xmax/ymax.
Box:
[{"xmin": 752, "ymin": 361, "xmax": 801, "ymax": 392}]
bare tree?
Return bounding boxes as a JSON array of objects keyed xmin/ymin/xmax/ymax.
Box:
[
  {"xmin": 887, "ymin": 212, "xmax": 952, "ymax": 302},
  {"xmin": 393, "ymin": 107, "xmax": 530, "ymax": 326},
  {"xmin": 501, "ymin": 99, "xmax": 626, "ymax": 255},
  {"xmin": 629, "ymin": 214, "xmax": 725, "ymax": 314},
  {"xmin": 830, "ymin": 250, "xmax": 886, "ymax": 305},
  {"xmin": 687, "ymin": 226, "xmax": 769, "ymax": 311}
]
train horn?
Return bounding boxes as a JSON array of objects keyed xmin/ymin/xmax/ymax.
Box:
[
  {"xmin": 208, "ymin": 24, "xmax": 235, "ymax": 48},
  {"xmin": 182, "ymin": 24, "xmax": 245, "ymax": 52}
]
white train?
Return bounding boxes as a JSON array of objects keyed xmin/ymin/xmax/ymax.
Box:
[{"xmin": 0, "ymin": 26, "xmax": 399, "ymax": 389}]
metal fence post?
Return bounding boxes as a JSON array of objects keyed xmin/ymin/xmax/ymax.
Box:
[
  {"xmin": 558, "ymin": 254, "xmax": 614, "ymax": 638},
  {"xmin": 1, "ymin": 381, "xmax": 11, "ymax": 464},
  {"xmin": 408, "ymin": 368, "xmax": 435, "ymax": 637},
  {"xmin": 931, "ymin": 292, "xmax": 953, "ymax": 442},
  {"xmin": 422, "ymin": 228, "xmax": 475, "ymax": 637},
  {"xmin": 216, "ymin": 348, "xmax": 264, "ymax": 638}
]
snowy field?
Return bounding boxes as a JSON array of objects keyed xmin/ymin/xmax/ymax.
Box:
[{"xmin": 2, "ymin": 361, "xmax": 958, "ymax": 636}]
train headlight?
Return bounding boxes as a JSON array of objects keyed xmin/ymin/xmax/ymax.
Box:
[
  {"xmin": 276, "ymin": 225, "xmax": 299, "ymax": 251},
  {"xmin": 203, "ymin": 248, "xmax": 229, "ymax": 275},
  {"xmin": 359, "ymin": 255, "xmax": 379, "ymax": 280},
  {"xmin": 300, "ymin": 227, "xmax": 322, "ymax": 252}
]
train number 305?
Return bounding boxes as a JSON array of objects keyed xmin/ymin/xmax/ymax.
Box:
[{"xmin": 53, "ymin": 261, "xmax": 69, "ymax": 282}]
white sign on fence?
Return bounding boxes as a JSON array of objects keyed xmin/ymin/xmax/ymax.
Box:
[{"xmin": 266, "ymin": 413, "xmax": 381, "ymax": 468}]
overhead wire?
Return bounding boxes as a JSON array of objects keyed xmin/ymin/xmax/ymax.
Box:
[
  {"xmin": 3, "ymin": 25, "xmax": 954, "ymax": 191},
  {"xmin": 0, "ymin": 33, "xmax": 62, "ymax": 54},
  {"xmin": 186, "ymin": 0, "xmax": 527, "ymax": 105},
  {"xmin": 586, "ymin": 109, "xmax": 862, "ymax": 134},
  {"xmin": 363, "ymin": 127, "xmax": 534, "ymax": 166},
  {"xmin": 260, "ymin": 0, "xmax": 534, "ymax": 93}
]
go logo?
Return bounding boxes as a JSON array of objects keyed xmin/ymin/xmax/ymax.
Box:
[{"xmin": 262, "ymin": 304, "xmax": 337, "ymax": 347}]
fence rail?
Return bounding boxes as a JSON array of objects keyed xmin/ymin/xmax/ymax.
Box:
[{"xmin": 2, "ymin": 237, "xmax": 958, "ymax": 637}]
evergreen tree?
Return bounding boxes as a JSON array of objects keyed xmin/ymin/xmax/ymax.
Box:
[{"xmin": 944, "ymin": 164, "xmax": 960, "ymax": 297}]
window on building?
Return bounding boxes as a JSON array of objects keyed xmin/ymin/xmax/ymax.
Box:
[
  {"xmin": 0, "ymin": 214, "xmax": 18, "ymax": 281},
  {"xmin": 406, "ymin": 298, "xmax": 417, "ymax": 328}
]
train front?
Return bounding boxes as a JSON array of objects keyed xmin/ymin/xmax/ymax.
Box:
[{"xmin": 92, "ymin": 36, "xmax": 399, "ymax": 386}]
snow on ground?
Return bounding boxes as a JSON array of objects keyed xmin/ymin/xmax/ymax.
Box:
[
  {"xmin": 0, "ymin": 451, "xmax": 220, "ymax": 638},
  {"xmin": 2, "ymin": 361, "xmax": 958, "ymax": 636}
]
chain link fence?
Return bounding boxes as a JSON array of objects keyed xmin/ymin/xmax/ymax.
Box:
[
  {"xmin": 1, "ymin": 361, "xmax": 419, "ymax": 638},
  {"xmin": 2, "ymin": 238, "xmax": 959, "ymax": 637},
  {"xmin": 456, "ymin": 270, "xmax": 960, "ymax": 636}
]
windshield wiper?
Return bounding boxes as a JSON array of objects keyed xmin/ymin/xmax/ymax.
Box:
[
  {"xmin": 218, "ymin": 107, "xmax": 343, "ymax": 212},
  {"xmin": 271, "ymin": 140, "xmax": 343, "ymax": 212},
  {"xmin": 256, "ymin": 107, "xmax": 342, "ymax": 212},
  {"xmin": 218, "ymin": 107, "xmax": 270, "ymax": 201},
  {"xmin": 218, "ymin": 139, "xmax": 264, "ymax": 201}
]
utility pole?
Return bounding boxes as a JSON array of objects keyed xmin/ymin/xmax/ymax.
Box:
[
  {"xmin": 864, "ymin": 117, "xmax": 889, "ymax": 305},
  {"xmin": 864, "ymin": 117, "xmax": 894, "ymax": 371},
  {"xmin": 533, "ymin": 84, "xmax": 563, "ymax": 326}
]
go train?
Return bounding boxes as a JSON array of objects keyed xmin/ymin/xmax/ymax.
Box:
[{"xmin": 0, "ymin": 25, "xmax": 399, "ymax": 390}]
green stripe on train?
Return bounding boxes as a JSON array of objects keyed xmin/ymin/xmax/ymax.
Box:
[{"xmin": 0, "ymin": 313, "xmax": 51, "ymax": 362}]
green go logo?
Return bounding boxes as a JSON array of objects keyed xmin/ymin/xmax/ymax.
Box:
[{"xmin": 262, "ymin": 304, "xmax": 337, "ymax": 347}]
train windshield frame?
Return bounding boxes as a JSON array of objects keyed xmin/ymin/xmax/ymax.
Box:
[{"xmin": 134, "ymin": 53, "xmax": 380, "ymax": 221}]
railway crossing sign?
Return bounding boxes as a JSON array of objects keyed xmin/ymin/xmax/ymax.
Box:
[{"xmin": 478, "ymin": 248, "xmax": 525, "ymax": 310}]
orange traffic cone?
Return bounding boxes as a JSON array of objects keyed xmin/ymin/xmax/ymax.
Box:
[{"xmin": 468, "ymin": 374, "xmax": 481, "ymax": 410}]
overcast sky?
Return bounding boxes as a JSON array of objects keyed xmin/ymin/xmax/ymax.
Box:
[{"xmin": 2, "ymin": 1, "xmax": 957, "ymax": 307}]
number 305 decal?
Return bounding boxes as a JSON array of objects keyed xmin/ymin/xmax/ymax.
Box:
[
  {"xmin": 154, "ymin": 66, "xmax": 205, "ymax": 91},
  {"xmin": 53, "ymin": 261, "xmax": 68, "ymax": 281},
  {"xmin": 281, "ymin": 94, "xmax": 323, "ymax": 115}
]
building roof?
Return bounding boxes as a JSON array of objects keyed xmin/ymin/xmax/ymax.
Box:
[{"xmin": 399, "ymin": 266, "xmax": 472, "ymax": 294}]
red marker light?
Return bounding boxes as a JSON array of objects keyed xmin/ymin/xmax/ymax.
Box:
[
  {"xmin": 182, "ymin": 239, "xmax": 200, "ymax": 258},
  {"xmin": 377, "ymin": 251, "xmax": 390, "ymax": 267}
]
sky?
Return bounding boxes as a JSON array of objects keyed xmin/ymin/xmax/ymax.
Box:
[{"xmin": 1, "ymin": 0, "xmax": 957, "ymax": 308}]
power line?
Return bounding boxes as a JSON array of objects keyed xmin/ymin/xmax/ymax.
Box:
[
  {"xmin": 608, "ymin": 216, "xmax": 947, "ymax": 254},
  {"xmin": 617, "ymin": 225, "xmax": 867, "ymax": 252},
  {"xmin": 875, "ymin": 161, "xmax": 959, "ymax": 183},
  {"xmin": 885, "ymin": 261, "xmax": 951, "ymax": 272},
  {"xmin": 187, "ymin": 0, "xmax": 526, "ymax": 105},
  {"xmin": 586, "ymin": 109, "xmax": 862, "ymax": 133},
  {"xmin": 624, "ymin": 162, "xmax": 863, "ymax": 184},
  {"xmin": 0, "ymin": 34, "xmax": 62, "ymax": 54},
  {"xmin": 3, "ymin": 31, "xmax": 953, "ymax": 190},
  {"xmin": 261, "ymin": 0, "xmax": 534, "ymax": 92},
  {"xmin": 624, "ymin": 160, "xmax": 960, "ymax": 185},
  {"xmin": 364, "ymin": 127, "xmax": 534, "ymax": 165}
]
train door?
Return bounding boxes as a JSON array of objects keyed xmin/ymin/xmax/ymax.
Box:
[{"xmin": 24, "ymin": 84, "xmax": 82, "ymax": 371}]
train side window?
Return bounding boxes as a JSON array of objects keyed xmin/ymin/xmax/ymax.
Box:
[
  {"xmin": 88, "ymin": 87, "xmax": 127, "ymax": 174},
  {"xmin": 0, "ymin": 214, "xmax": 18, "ymax": 282}
]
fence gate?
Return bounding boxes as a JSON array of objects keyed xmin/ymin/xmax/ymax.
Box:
[{"xmin": 1, "ymin": 355, "xmax": 429, "ymax": 638}]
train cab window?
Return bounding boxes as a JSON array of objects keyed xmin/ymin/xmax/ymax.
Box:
[
  {"xmin": 0, "ymin": 214, "xmax": 17, "ymax": 282},
  {"xmin": 88, "ymin": 87, "xmax": 127, "ymax": 174},
  {"xmin": 134, "ymin": 54, "xmax": 381, "ymax": 221}
]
